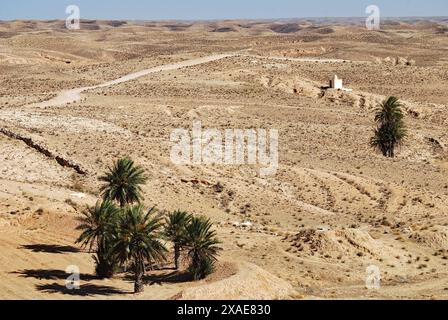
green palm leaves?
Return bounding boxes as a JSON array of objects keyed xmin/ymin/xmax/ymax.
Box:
[
  {"xmin": 75, "ymin": 200, "xmax": 120, "ymax": 278},
  {"xmin": 75, "ymin": 200, "xmax": 120, "ymax": 252},
  {"xmin": 77, "ymin": 157, "xmax": 148, "ymax": 280},
  {"xmin": 99, "ymin": 158, "xmax": 147, "ymax": 207},
  {"xmin": 111, "ymin": 206, "xmax": 167, "ymax": 293},
  {"xmin": 182, "ymin": 217, "xmax": 222, "ymax": 280},
  {"xmin": 164, "ymin": 212, "xmax": 221, "ymax": 279},
  {"xmin": 164, "ymin": 211, "xmax": 192, "ymax": 270},
  {"xmin": 370, "ymin": 96, "xmax": 407, "ymax": 158}
]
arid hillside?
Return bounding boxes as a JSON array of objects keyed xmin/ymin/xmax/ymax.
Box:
[{"xmin": 1, "ymin": 19, "xmax": 448, "ymax": 299}]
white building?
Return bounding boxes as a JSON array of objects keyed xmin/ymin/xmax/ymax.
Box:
[{"xmin": 330, "ymin": 75, "xmax": 343, "ymax": 90}]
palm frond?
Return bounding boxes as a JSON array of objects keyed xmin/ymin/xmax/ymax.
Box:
[
  {"xmin": 371, "ymin": 96, "xmax": 407, "ymax": 158},
  {"xmin": 99, "ymin": 158, "xmax": 147, "ymax": 207}
]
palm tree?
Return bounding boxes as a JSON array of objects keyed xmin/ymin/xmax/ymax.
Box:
[
  {"xmin": 164, "ymin": 210, "xmax": 192, "ymax": 270},
  {"xmin": 182, "ymin": 216, "xmax": 221, "ymax": 280},
  {"xmin": 370, "ymin": 96, "xmax": 407, "ymax": 158},
  {"xmin": 99, "ymin": 158, "xmax": 147, "ymax": 208},
  {"xmin": 75, "ymin": 200, "xmax": 121, "ymax": 278},
  {"xmin": 111, "ymin": 205, "xmax": 167, "ymax": 294}
]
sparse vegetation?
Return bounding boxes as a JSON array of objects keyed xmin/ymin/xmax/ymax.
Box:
[{"xmin": 3, "ymin": 20, "xmax": 448, "ymax": 300}]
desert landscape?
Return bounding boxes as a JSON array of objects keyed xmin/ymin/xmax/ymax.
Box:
[{"xmin": 1, "ymin": 17, "xmax": 448, "ymax": 300}]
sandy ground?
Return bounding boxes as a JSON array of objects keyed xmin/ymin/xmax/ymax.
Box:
[{"xmin": 1, "ymin": 18, "xmax": 448, "ymax": 300}]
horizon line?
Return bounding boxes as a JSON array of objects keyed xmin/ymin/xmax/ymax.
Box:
[{"xmin": 1, "ymin": 16, "xmax": 448, "ymax": 23}]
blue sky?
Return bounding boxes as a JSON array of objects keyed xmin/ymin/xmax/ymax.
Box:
[{"xmin": 0, "ymin": 0, "xmax": 447, "ymax": 20}]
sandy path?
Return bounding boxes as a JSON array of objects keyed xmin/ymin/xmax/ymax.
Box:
[{"xmin": 29, "ymin": 53, "xmax": 235, "ymax": 108}]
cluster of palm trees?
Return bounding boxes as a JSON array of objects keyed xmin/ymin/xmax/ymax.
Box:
[
  {"xmin": 371, "ymin": 96, "xmax": 407, "ymax": 158},
  {"xmin": 75, "ymin": 158, "xmax": 221, "ymax": 294}
]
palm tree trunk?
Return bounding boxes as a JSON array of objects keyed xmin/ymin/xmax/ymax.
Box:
[
  {"xmin": 134, "ymin": 260, "xmax": 145, "ymax": 294},
  {"xmin": 174, "ymin": 244, "xmax": 180, "ymax": 270},
  {"xmin": 96, "ymin": 241, "xmax": 114, "ymax": 279},
  {"xmin": 387, "ymin": 142, "xmax": 394, "ymax": 158}
]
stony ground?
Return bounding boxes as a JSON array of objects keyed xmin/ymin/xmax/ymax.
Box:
[{"xmin": 1, "ymin": 19, "xmax": 448, "ymax": 299}]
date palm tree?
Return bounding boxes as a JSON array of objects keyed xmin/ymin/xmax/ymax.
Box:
[
  {"xmin": 75, "ymin": 200, "xmax": 120, "ymax": 278},
  {"xmin": 370, "ymin": 96, "xmax": 407, "ymax": 158},
  {"xmin": 99, "ymin": 158, "xmax": 147, "ymax": 208},
  {"xmin": 182, "ymin": 216, "xmax": 221, "ymax": 280},
  {"xmin": 111, "ymin": 205, "xmax": 167, "ymax": 294},
  {"xmin": 164, "ymin": 210, "xmax": 192, "ymax": 270}
]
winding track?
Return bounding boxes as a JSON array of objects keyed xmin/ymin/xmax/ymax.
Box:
[{"xmin": 29, "ymin": 53, "xmax": 235, "ymax": 108}]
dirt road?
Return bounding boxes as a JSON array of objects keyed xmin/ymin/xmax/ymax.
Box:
[{"xmin": 29, "ymin": 53, "xmax": 235, "ymax": 108}]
